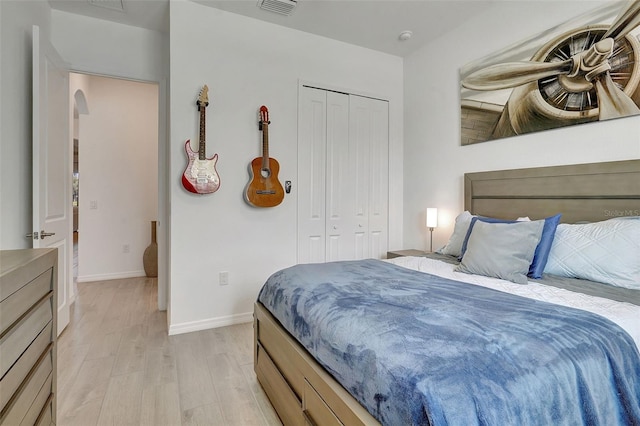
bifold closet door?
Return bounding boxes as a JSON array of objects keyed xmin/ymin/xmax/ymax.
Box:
[
  {"xmin": 298, "ymin": 87, "xmax": 347, "ymax": 263},
  {"xmin": 349, "ymin": 95, "xmax": 389, "ymax": 260},
  {"xmin": 297, "ymin": 86, "xmax": 388, "ymax": 264}
]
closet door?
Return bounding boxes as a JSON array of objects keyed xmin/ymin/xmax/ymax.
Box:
[
  {"xmin": 297, "ymin": 87, "xmax": 388, "ymax": 263},
  {"xmin": 298, "ymin": 87, "xmax": 327, "ymax": 264},
  {"xmin": 350, "ymin": 95, "xmax": 389, "ymax": 260},
  {"xmin": 325, "ymin": 92, "xmax": 351, "ymax": 261}
]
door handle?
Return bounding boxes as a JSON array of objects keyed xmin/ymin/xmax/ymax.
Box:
[
  {"xmin": 39, "ymin": 230, "xmax": 56, "ymax": 239},
  {"xmin": 26, "ymin": 231, "xmax": 39, "ymax": 240}
]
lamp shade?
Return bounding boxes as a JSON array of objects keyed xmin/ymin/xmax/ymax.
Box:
[{"xmin": 426, "ymin": 208, "xmax": 438, "ymax": 228}]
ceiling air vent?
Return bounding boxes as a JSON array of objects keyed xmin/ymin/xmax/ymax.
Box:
[
  {"xmin": 258, "ymin": 0, "xmax": 297, "ymax": 16},
  {"xmin": 87, "ymin": 0, "xmax": 125, "ymax": 12}
]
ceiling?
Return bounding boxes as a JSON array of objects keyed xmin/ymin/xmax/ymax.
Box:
[{"xmin": 47, "ymin": 0, "xmax": 497, "ymax": 57}]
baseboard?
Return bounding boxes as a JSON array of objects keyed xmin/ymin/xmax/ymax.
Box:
[
  {"xmin": 168, "ymin": 311, "xmax": 253, "ymax": 335},
  {"xmin": 76, "ymin": 270, "xmax": 146, "ymax": 282}
]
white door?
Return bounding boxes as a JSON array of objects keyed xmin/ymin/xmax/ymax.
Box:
[
  {"xmin": 298, "ymin": 86, "xmax": 388, "ymax": 263},
  {"xmin": 349, "ymin": 95, "xmax": 389, "ymax": 260},
  {"xmin": 298, "ymin": 87, "xmax": 327, "ymax": 263},
  {"xmin": 325, "ymin": 91, "xmax": 350, "ymax": 261},
  {"xmin": 32, "ymin": 25, "xmax": 71, "ymax": 335}
]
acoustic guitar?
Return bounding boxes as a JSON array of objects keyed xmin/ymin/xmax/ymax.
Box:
[
  {"xmin": 245, "ymin": 106, "xmax": 284, "ymax": 207},
  {"xmin": 182, "ymin": 85, "xmax": 220, "ymax": 194}
]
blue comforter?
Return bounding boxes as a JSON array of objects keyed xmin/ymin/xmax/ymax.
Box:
[{"xmin": 258, "ymin": 259, "xmax": 640, "ymax": 426}]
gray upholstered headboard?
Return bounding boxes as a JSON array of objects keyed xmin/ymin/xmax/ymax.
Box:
[{"xmin": 464, "ymin": 160, "xmax": 640, "ymax": 223}]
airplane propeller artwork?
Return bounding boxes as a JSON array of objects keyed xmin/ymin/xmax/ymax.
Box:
[{"xmin": 462, "ymin": 0, "xmax": 640, "ymax": 136}]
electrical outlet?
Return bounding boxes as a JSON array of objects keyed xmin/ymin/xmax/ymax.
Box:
[
  {"xmin": 123, "ymin": 244, "xmax": 130, "ymax": 254},
  {"xmin": 90, "ymin": 200, "xmax": 98, "ymax": 210},
  {"xmin": 219, "ymin": 271, "xmax": 229, "ymax": 286}
]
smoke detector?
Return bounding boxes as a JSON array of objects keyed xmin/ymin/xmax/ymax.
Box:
[
  {"xmin": 398, "ymin": 30, "xmax": 413, "ymax": 41},
  {"xmin": 258, "ymin": 0, "xmax": 297, "ymax": 16}
]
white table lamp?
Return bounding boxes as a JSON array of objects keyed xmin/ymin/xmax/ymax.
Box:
[{"xmin": 426, "ymin": 208, "xmax": 438, "ymax": 252}]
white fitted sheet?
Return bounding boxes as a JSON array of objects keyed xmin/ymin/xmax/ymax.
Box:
[{"xmin": 386, "ymin": 256, "xmax": 640, "ymax": 349}]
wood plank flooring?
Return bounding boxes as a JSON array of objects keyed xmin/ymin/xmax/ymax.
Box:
[{"xmin": 56, "ymin": 277, "xmax": 281, "ymax": 425}]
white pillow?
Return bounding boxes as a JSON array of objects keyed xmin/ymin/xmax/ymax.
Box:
[
  {"xmin": 544, "ymin": 217, "xmax": 640, "ymax": 289},
  {"xmin": 437, "ymin": 211, "xmax": 473, "ymax": 257}
]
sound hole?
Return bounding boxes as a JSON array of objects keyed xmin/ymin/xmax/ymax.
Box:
[
  {"xmin": 261, "ymin": 168, "xmax": 271, "ymax": 178},
  {"xmin": 538, "ymin": 29, "xmax": 635, "ymax": 111}
]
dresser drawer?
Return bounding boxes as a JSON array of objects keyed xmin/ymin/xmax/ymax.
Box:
[
  {"xmin": 0, "ymin": 323, "xmax": 53, "ymax": 412},
  {"xmin": 303, "ymin": 379, "xmax": 343, "ymax": 426},
  {"xmin": 35, "ymin": 397, "xmax": 53, "ymax": 426},
  {"xmin": 0, "ymin": 348, "xmax": 53, "ymax": 425},
  {"xmin": 0, "ymin": 249, "xmax": 57, "ymax": 426},
  {"xmin": 0, "ymin": 297, "xmax": 53, "ymax": 378},
  {"xmin": 0, "ymin": 268, "xmax": 52, "ymax": 337}
]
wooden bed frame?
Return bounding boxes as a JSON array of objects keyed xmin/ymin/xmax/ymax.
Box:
[{"xmin": 254, "ymin": 159, "xmax": 640, "ymax": 425}]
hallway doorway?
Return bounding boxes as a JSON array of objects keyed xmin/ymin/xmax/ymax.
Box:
[{"xmin": 71, "ymin": 73, "xmax": 159, "ymax": 298}]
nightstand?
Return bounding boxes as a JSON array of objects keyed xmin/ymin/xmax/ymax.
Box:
[{"xmin": 386, "ymin": 249, "xmax": 431, "ymax": 259}]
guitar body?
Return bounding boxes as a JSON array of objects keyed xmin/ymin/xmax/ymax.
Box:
[
  {"xmin": 181, "ymin": 85, "xmax": 220, "ymax": 195},
  {"xmin": 245, "ymin": 156, "xmax": 284, "ymax": 207},
  {"xmin": 182, "ymin": 139, "xmax": 220, "ymax": 194},
  {"xmin": 245, "ymin": 106, "xmax": 284, "ymax": 207}
]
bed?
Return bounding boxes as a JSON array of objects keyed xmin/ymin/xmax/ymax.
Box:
[{"xmin": 253, "ymin": 159, "xmax": 640, "ymax": 425}]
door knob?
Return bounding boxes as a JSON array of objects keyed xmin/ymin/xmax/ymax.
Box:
[{"xmin": 39, "ymin": 230, "xmax": 56, "ymax": 239}]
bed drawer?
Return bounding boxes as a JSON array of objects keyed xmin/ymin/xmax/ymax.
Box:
[
  {"xmin": 304, "ymin": 379, "xmax": 343, "ymax": 426},
  {"xmin": 256, "ymin": 343, "xmax": 304, "ymax": 425},
  {"xmin": 256, "ymin": 308, "xmax": 307, "ymax": 399},
  {"xmin": 0, "ymin": 348, "xmax": 53, "ymax": 425},
  {"xmin": 255, "ymin": 303, "xmax": 380, "ymax": 426}
]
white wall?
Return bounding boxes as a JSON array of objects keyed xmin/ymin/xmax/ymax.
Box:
[
  {"xmin": 73, "ymin": 74, "xmax": 158, "ymax": 282},
  {"xmin": 403, "ymin": 0, "xmax": 640, "ymax": 252},
  {"xmin": 51, "ymin": 10, "xmax": 167, "ymax": 83},
  {"xmin": 168, "ymin": 0, "xmax": 404, "ymax": 333},
  {"xmin": 0, "ymin": 1, "xmax": 51, "ymax": 249}
]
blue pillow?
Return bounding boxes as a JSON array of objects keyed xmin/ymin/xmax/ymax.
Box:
[
  {"xmin": 529, "ymin": 213, "xmax": 561, "ymax": 278},
  {"xmin": 459, "ymin": 214, "xmax": 561, "ymax": 279}
]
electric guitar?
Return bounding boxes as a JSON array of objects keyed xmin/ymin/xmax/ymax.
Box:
[
  {"xmin": 244, "ymin": 106, "xmax": 284, "ymax": 207},
  {"xmin": 182, "ymin": 85, "xmax": 220, "ymax": 194}
]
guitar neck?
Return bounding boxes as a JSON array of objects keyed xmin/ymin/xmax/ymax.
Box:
[
  {"xmin": 198, "ymin": 106, "xmax": 206, "ymax": 160},
  {"xmin": 261, "ymin": 122, "xmax": 270, "ymax": 169}
]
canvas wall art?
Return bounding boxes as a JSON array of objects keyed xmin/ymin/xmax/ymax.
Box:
[{"xmin": 460, "ymin": 1, "xmax": 640, "ymax": 145}]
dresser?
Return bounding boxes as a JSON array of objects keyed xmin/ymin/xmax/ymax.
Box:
[{"xmin": 0, "ymin": 249, "xmax": 57, "ymax": 426}]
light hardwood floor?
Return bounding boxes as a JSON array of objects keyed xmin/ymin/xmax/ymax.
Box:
[{"xmin": 57, "ymin": 277, "xmax": 281, "ymax": 425}]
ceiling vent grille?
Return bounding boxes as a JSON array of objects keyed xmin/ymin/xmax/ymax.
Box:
[
  {"xmin": 258, "ymin": 0, "xmax": 297, "ymax": 16},
  {"xmin": 87, "ymin": 0, "xmax": 125, "ymax": 12}
]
